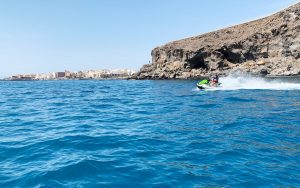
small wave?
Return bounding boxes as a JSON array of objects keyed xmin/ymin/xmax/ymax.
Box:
[{"xmin": 225, "ymin": 97, "xmax": 256, "ymax": 102}]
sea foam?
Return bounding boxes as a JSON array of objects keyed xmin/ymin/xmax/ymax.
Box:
[{"xmin": 213, "ymin": 74, "xmax": 300, "ymax": 91}]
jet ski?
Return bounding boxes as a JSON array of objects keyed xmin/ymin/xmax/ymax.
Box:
[
  {"xmin": 196, "ymin": 82, "xmax": 221, "ymax": 89},
  {"xmin": 196, "ymin": 76, "xmax": 221, "ymax": 90},
  {"xmin": 197, "ymin": 82, "xmax": 211, "ymax": 89}
]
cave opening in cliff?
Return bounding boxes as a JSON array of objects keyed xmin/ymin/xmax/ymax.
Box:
[
  {"xmin": 218, "ymin": 48, "xmax": 243, "ymax": 64},
  {"xmin": 187, "ymin": 55, "xmax": 208, "ymax": 69}
]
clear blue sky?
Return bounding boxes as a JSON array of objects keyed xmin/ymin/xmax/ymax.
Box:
[{"xmin": 0, "ymin": 0, "xmax": 299, "ymax": 77}]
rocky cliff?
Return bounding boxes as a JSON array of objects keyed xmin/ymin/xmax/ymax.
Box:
[{"xmin": 138, "ymin": 3, "xmax": 300, "ymax": 79}]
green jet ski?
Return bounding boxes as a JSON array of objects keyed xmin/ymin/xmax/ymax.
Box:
[{"xmin": 196, "ymin": 79, "xmax": 221, "ymax": 90}]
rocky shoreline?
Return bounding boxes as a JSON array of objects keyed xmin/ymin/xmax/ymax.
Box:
[{"xmin": 136, "ymin": 3, "xmax": 300, "ymax": 79}]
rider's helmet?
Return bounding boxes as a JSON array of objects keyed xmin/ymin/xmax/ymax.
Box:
[{"xmin": 211, "ymin": 74, "xmax": 219, "ymax": 83}]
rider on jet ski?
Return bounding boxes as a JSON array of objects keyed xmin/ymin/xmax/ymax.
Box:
[
  {"xmin": 198, "ymin": 74, "xmax": 219, "ymax": 87},
  {"xmin": 210, "ymin": 75, "xmax": 219, "ymax": 86}
]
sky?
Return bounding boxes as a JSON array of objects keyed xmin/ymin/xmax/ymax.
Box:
[{"xmin": 0, "ymin": 0, "xmax": 299, "ymax": 78}]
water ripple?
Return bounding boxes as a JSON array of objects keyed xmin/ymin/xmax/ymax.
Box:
[{"xmin": 0, "ymin": 80, "xmax": 299, "ymax": 187}]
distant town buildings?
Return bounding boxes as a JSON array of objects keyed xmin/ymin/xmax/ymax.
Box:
[
  {"xmin": 55, "ymin": 72, "xmax": 66, "ymax": 78},
  {"xmin": 8, "ymin": 69, "xmax": 136, "ymax": 81}
]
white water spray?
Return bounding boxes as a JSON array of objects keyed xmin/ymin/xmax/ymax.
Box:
[{"xmin": 210, "ymin": 74, "xmax": 300, "ymax": 91}]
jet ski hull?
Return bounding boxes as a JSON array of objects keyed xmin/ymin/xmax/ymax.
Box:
[
  {"xmin": 196, "ymin": 83, "xmax": 211, "ymax": 89},
  {"xmin": 196, "ymin": 83, "xmax": 221, "ymax": 90}
]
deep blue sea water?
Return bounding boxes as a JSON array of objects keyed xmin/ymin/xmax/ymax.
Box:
[{"xmin": 0, "ymin": 79, "xmax": 299, "ymax": 187}]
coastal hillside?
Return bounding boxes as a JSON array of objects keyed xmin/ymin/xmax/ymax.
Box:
[{"xmin": 138, "ymin": 3, "xmax": 300, "ymax": 79}]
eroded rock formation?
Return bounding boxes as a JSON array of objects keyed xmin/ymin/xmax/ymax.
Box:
[{"xmin": 138, "ymin": 3, "xmax": 300, "ymax": 79}]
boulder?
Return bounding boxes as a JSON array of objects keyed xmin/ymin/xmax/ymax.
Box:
[{"xmin": 260, "ymin": 69, "xmax": 269, "ymax": 75}]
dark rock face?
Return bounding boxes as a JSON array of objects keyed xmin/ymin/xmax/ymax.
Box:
[{"xmin": 138, "ymin": 3, "xmax": 300, "ymax": 79}]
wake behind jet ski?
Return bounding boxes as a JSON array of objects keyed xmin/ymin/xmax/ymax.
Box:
[{"xmin": 197, "ymin": 75, "xmax": 221, "ymax": 89}]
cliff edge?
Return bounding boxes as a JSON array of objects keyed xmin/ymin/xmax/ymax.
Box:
[{"xmin": 138, "ymin": 3, "xmax": 300, "ymax": 79}]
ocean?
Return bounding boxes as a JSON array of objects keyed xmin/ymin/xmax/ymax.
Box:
[{"xmin": 0, "ymin": 76, "xmax": 300, "ymax": 187}]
